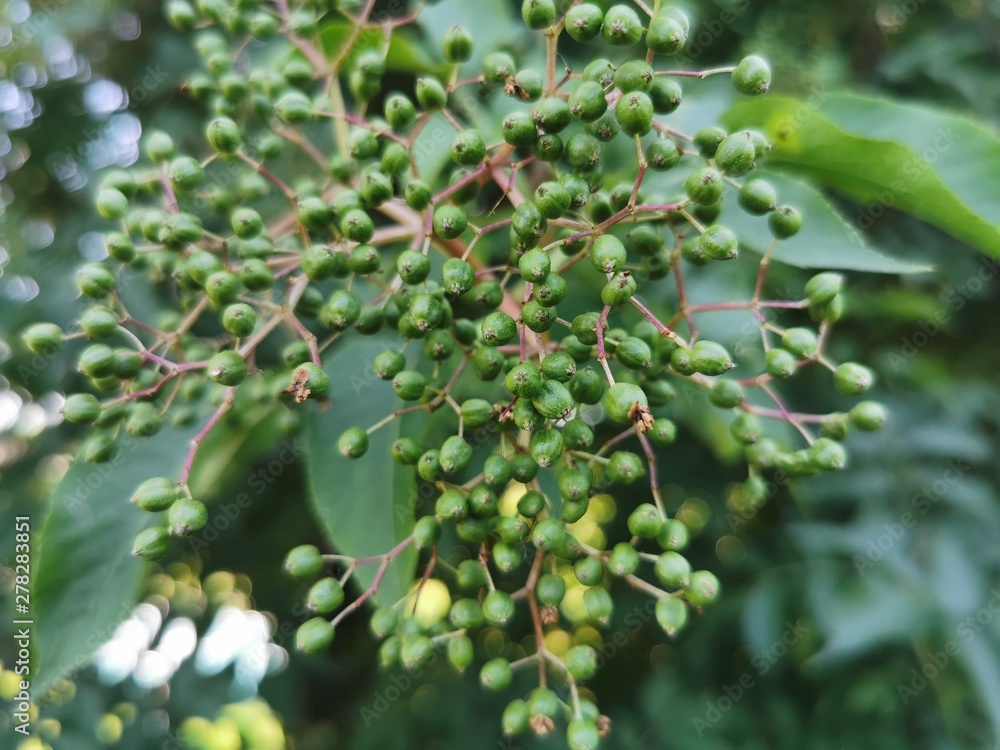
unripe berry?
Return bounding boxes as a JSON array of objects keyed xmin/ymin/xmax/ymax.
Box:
[
  {"xmin": 442, "ymin": 25, "xmax": 473, "ymax": 63},
  {"xmin": 451, "ymin": 129, "xmax": 486, "ymax": 166},
  {"xmin": 132, "ymin": 526, "xmax": 171, "ymax": 560},
  {"xmin": 502, "ymin": 699, "xmax": 531, "ymax": 736},
  {"xmin": 769, "ymin": 205, "xmax": 803, "ymax": 239},
  {"xmin": 207, "ymin": 350, "xmax": 247, "ymax": 386},
  {"xmin": 531, "ymin": 518, "xmax": 565, "ymax": 551},
  {"xmin": 732, "ymin": 55, "xmax": 772, "ymax": 95},
  {"xmin": 574, "ymin": 556, "xmax": 604, "ymax": 587},
  {"xmin": 849, "ymin": 401, "xmax": 887, "ymax": 431},
  {"xmin": 481, "ymin": 311, "xmax": 517, "ymax": 346},
  {"xmin": 684, "ymin": 570, "xmax": 720, "ymax": 605},
  {"xmin": 531, "ymin": 380, "xmax": 575, "ymax": 421},
  {"xmin": 296, "ymin": 617, "xmax": 334, "ymax": 653},
  {"xmin": 416, "ymin": 77, "xmax": 447, "ymax": 110},
  {"xmin": 412, "ymin": 516, "xmax": 441, "ymax": 549},
  {"xmin": 96, "ymin": 188, "xmax": 129, "ymax": 220},
  {"xmin": 655, "ymin": 596, "xmax": 688, "ymax": 636},
  {"xmin": 833, "ymin": 362, "xmax": 875, "ymax": 396},
  {"xmin": 615, "ymin": 91, "xmax": 654, "ymax": 136},
  {"xmin": 567, "ymin": 720, "xmax": 601, "ymax": 750},
  {"xmin": 517, "ymin": 490, "xmax": 545, "ymax": 518},
  {"xmin": 480, "ymin": 657, "xmax": 513, "ymax": 690},
  {"xmin": 565, "ymin": 645, "xmax": 599, "ymax": 681},
  {"xmin": 447, "ymin": 634, "xmax": 474, "ymax": 672},
  {"xmin": 590, "ymin": 235, "xmax": 627, "ymax": 274},
  {"xmin": 79, "ymin": 344, "xmax": 116, "ymax": 378},
  {"xmin": 583, "ymin": 586, "xmax": 614, "ymax": 625},
  {"xmin": 781, "ymin": 327, "xmax": 819, "ymax": 359},
  {"xmin": 627, "ymin": 503, "xmax": 663, "ymax": 538},
  {"xmin": 646, "ymin": 12, "xmax": 687, "ymax": 54},
  {"xmin": 739, "ymin": 179, "xmax": 778, "ymax": 215},
  {"xmin": 604, "ymin": 382, "xmax": 647, "ymax": 424},
  {"xmin": 482, "ymin": 589, "xmax": 515, "ymax": 625},
  {"xmin": 647, "ymin": 418, "xmax": 677, "ymax": 446},
  {"xmin": 805, "ymin": 272, "xmax": 844, "ymax": 304},
  {"xmin": 709, "ymin": 379, "xmax": 744, "ymax": 409},
  {"xmin": 284, "ymin": 544, "xmax": 324, "ymax": 578},
  {"xmin": 79, "ymin": 308, "xmax": 118, "ymax": 340},
  {"xmin": 433, "ymin": 204, "xmax": 468, "ymax": 239},
  {"xmin": 338, "ymin": 427, "xmax": 369, "ymax": 459},
  {"xmin": 384, "ymin": 93, "xmax": 416, "ymax": 130},
  {"xmin": 528, "ymin": 687, "xmax": 561, "ymax": 718},
  {"xmin": 167, "ymin": 497, "xmax": 208, "ymax": 536},
  {"xmin": 522, "ymin": 0, "xmax": 556, "ymax": 29},
  {"xmin": 685, "ymin": 167, "xmax": 723, "ymax": 206},
  {"xmin": 77, "ymin": 263, "xmax": 117, "ymax": 298},
  {"xmin": 275, "ymin": 91, "xmax": 313, "ymax": 123},
  {"xmin": 145, "ymin": 130, "xmax": 176, "ymax": 162},
  {"xmin": 601, "ymin": 271, "xmax": 637, "ymax": 307},
  {"xmin": 23, "ymin": 322, "xmax": 65, "ymax": 354},
  {"xmin": 62, "ymin": 393, "xmax": 101, "ymax": 424},
  {"xmin": 602, "ymin": 4, "xmax": 643, "ymax": 46},
  {"xmin": 340, "ymin": 208, "xmax": 375, "ymax": 243},
  {"xmin": 654, "ymin": 551, "xmax": 691, "ymax": 587},
  {"xmin": 658, "ymin": 519, "xmax": 690, "ymax": 551},
  {"xmin": 565, "ymin": 3, "xmax": 604, "ymax": 42},
  {"xmin": 482, "ymin": 51, "xmax": 516, "ymax": 84},
  {"xmin": 131, "ymin": 477, "xmax": 178, "ymax": 512},
  {"xmin": 716, "ymin": 131, "xmax": 757, "ymax": 176},
  {"xmin": 608, "ymin": 542, "xmax": 640, "ymax": 576},
  {"xmin": 607, "ymin": 451, "xmax": 645, "ymax": 484},
  {"xmin": 765, "ymin": 348, "xmax": 798, "ymax": 379},
  {"xmin": 392, "ymin": 370, "xmax": 427, "ymax": 401},
  {"xmin": 126, "ymin": 403, "xmax": 162, "ymax": 437},
  {"xmin": 206, "ymin": 117, "xmax": 241, "ymax": 152},
  {"xmin": 306, "ymin": 577, "xmax": 345, "ymax": 614},
  {"xmin": 650, "ymin": 77, "xmax": 683, "ymax": 114},
  {"xmin": 691, "ymin": 340, "xmax": 733, "ymax": 376}
]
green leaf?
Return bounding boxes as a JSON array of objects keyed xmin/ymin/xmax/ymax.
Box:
[
  {"xmin": 304, "ymin": 335, "xmax": 420, "ymax": 609},
  {"xmin": 721, "ymin": 171, "xmax": 930, "ymax": 273},
  {"xmin": 319, "ymin": 21, "xmax": 449, "ymax": 77},
  {"xmin": 725, "ymin": 93, "xmax": 1000, "ymax": 260},
  {"xmin": 32, "ymin": 423, "xmax": 200, "ymax": 694}
]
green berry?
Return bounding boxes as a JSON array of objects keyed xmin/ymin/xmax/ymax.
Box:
[
  {"xmin": 522, "ymin": 0, "xmax": 556, "ymax": 29},
  {"xmin": 615, "ymin": 91, "xmax": 654, "ymax": 136},
  {"xmin": 126, "ymin": 402, "xmax": 162, "ymax": 437},
  {"xmin": 442, "ymin": 25, "xmax": 473, "ymax": 63},
  {"xmin": 307, "ymin": 578, "xmax": 346, "ymax": 613},
  {"xmin": 416, "ymin": 77, "xmax": 447, "ymax": 110},
  {"xmin": 502, "ymin": 700, "xmax": 530, "ymax": 736},
  {"xmin": 62, "ymin": 393, "xmax": 102, "ymax": 424},
  {"xmin": 412, "ymin": 516, "xmax": 441, "ymax": 549},
  {"xmin": 167, "ymin": 497, "xmax": 208, "ymax": 536},
  {"xmin": 145, "ymin": 130, "xmax": 176, "ymax": 162},
  {"xmin": 684, "ymin": 570, "xmax": 720, "ymax": 605},
  {"xmin": 531, "ymin": 517, "xmax": 565, "ymax": 551},
  {"xmin": 565, "ymin": 3, "xmax": 604, "ymax": 42},
  {"xmin": 451, "ymin": 129, "xmax": 486, "ymax": 166},
  {"xmin": 447, "ymin": 634, "xmax": 474, "ymax": 672},
  {"xmin": 732, "ymin": 55, "xmax": 772, "ymax": 96},
  {"xmin": 628, "ymin": 503, "xmax": 663, "ymax": 538},
  {"xmin": 392, "ymin": 370, "xmax": 427, "ymax": 401},
  {"xmin": 433, "ymin": 204, "xmax": 468, "ymax": 239},
  {"xmin": 583, "ymin": 586, "xmax": 614, "ymax": 625},
  {"xmin": 338, "ymin": 427, "xmax": 369, "ymax": 459},
  {"xmin": 739, "ymin": 179, "xmax": 778, "ymax": 214},
  {"xmin": 77, "ymin": 263, "xmax": 117, "ymax": 298},
  {"xmin": 480, "ymin": 657, "xmax": 513, "ymax": 690},
  {"xmin": 131, "ymin": 477, "xmax": 178, "ymax": 512},
  {"xmin": 691, "ymin": 340, "xmax": 733, "ymax": 376},
  {"xmin": 206, "ymin": 116, "xmax": 241, "ymax": 152},
  {"xmin": 482, "ymin": 51, "xmax": 516, "ymax": 84},
  {"xmin": 604, "ymin": 382, "xmax": 648, "ymax": 424},
  {"xmin": 285, "ymin": 544, "xmax": 324, "ymax": 578},
  {"xmin": 23, "ymin": 323, "xmax": 64, "ymax": 355},
  {"xmin": 648, "ymin": 418, "xmax": 678, "ymax": 446},
  {"xmin": 716, "ymin": 131, "xmax": 757, "ymax": 176},
  {"xmin": 384, "ymin": 93, "xmax": 416, "ymax": 130},
  {"xmin": 96, "ymin": 188, "xmax": 129, "ymax": 220},
  {"xmin": 658, "ymin": 519, "xmax": 690, "ymax": 551},
  {"xmin": 221, "ymin": 303, "xmax": 256, "ymax": 338},
  {"xmin": 481, "ymin": 311, "xmax": 517, "ymax": 346},
  {"xmin": 602, "ymin": 4, "xmax": 643, "ymax": 46},
  {"xmin": 781, "ymin": 327, "xmax": 819, "ymax": 359},
  {"xmin": 685, "ymin": 167, "xmax": 724, "ymax": 206},
  {"xmin": 207, "ymin": 350, "xmax": 247, "ymax": 386},
  {"xmin": 501, "ymin": 111, "xmax": 537, "ymax": 147},
  {"xmin": 805, "ymin": 272, "xmax": 844, "ymax": 304},
  {"xmin": 655, "ymin": 596, "xmax": 688, "ymax": 636},
  {"xmin": 654, "ymin": 551, "xmax": 691, "ymax": 587},
  {"xmin": 833, "ymin": 362, "xmax": 875, "ymax": 396},
  {"xmin": 769, "ymin": 205, "xmax": 803, "ymax": 239},
  {"xmin": 528, "ymin": 687, "xmax": 561, "ymax": 718},
  {"xmin": 482, "ymin": 590, "xmax": 515, "ymax": 625},
  {"xmin": 650, "ymin": 77, "xmax": 683, "ymax": 114},
  {"xmin": 78, "ymin": 344, "xmax": 116, "ymax": 378},
  {"xmin": 564, "ymin": 645, "xmax": 599, "ymax": 681},
  {"xmin": 132, "ymin": 526, "xmax": 171, "ymax": 560},
  {"xmin": 296, "ymin": 617, "xmax": 334, "ymax": 653},
  {"xmin": 849, "ymin": 401, "xmax": 887, "ymax": 431},
  {"xmin": 590, "ymin": 234, "xmax": 627, "ymax": 274},
  {"xmin": 646, "ymin": 12, "xmax": 687, "ymax": 54},
  {"xmin": 567, "ymin": 720, "xmax": 601, "ymax": 750},
  {"xmin": 607, "ymin": 450, "xmax": 645, "ymax": 484}
]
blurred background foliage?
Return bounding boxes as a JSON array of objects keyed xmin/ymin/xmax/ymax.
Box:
[{"xmin": 1, "ymin": 0, "xmax": 999, "ymax": 748}]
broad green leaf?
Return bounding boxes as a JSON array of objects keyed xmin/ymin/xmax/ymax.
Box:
[
  {"xmin": 319, "ymin": 21, "xmax": 449, "ymax": 76},
  {"xmin": 725, "ymin": 93, "xmax": 1000, "ymax": 259},
  {"xmin": 304, "ymin": 335, "xmax": 420, "ymax": 609},
  {"xmin": 721, "ymin": 171, "xmax": 930, "ymax": 273},
  {"xmin": 32, "ymin": 422, "xmax": 201, "ymax": 693}
]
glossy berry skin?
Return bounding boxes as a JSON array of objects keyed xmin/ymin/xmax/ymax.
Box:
[
  {"xmin": 285, "ymin": 544, "xmax": 324, "ymax": 578},
  {"xmin": 481, "ymin": 311, "xmax": 517, "ymax": 345},
  {"xmin": 131, "ymin": 477, "xmax": 178, "ymax": 512},
  {"xmin": 628, "ymin": 503, "xmax": 663, "ymax": 538},
  {"xmin": 850, "ymin": 401, "xmax": 887, "ymax": 431},
  {"xmin": 167, "ymin": 498, "xmax": 208, "ymax": 536},
  {"xmin": 604, "ymin": 382, "xmax": 648, "ymax": 424},
  {"xmin": 732, "ymin": 55, "xmax": 772, "ymax": 95},
  {"xmin": 646, "ymin": 12, "xmax": 687, "ymax": 54},
  {"xmin": 208, "ymin": 350, "xmax": 247, "ymax": 386},
  {"xmin": 338, "ymin": 427, "xmax": 369, "ymax": 458},
  {"xmin": 699, "ymin": 224, "xmax": 739, "ymax": 261},
  {"xmin": 739, "ymin": 179, "xmax": 778, "ymax": 215},
  {"xmin": 24, "ymin": 323, "xmax": 65, "ymax": 353},
  {"xmin": 223, "ymin": 303, "xmax": 256, "ymax": 337},
  {"xmin": 480, "ymin": 658, "xmax": 513, "ymax": 690},
  {"xmin": 482, "ymin": 590, "xmax": 515, "ymax": 625},
  {"xmin": 522, "ymin": 0, "xmax": 557, "ymax": 30},
  {"xmin": 655, "ymin": 596, "xmax": 688, "ymax": 636},
  {"xmin": 433, "ymin": 205, "xmax": 469, "ymax": 239},
  {"xmin": 451, "ymin": 130, "xmax": 486, "ymax": 166},
  {"xmin": 685, "ymin": 167, "xmax": 724, "ymax": 206},
  {"xmin": 565, "ymin": 3, "xmax": 604, "ymax": 42},
  {"xmin": 602, "ymin": 4, "xmax": 644, "ymax": 46},
  {"xmin": 296, "ymin": 618, "xmax": 334, "ymax": 654},
  {"xmin": 654, "ymin": 551, "xmax": 692, "ymax": 587},
  {"xmin": 307, "ymin": 578, "xmax": 346, "ymax": 614},
  {"xmin": 132, "ymin": 527, "xmax": 171, "ymax": 560},
  {"xmin": 769, "ymin": 205, "xmax": 803, "ymax": 239},
  {"xmin": 615, "ymin": 91, "xmax": 654, "ymax": 136},
  {"xmin": 62, "ymin": 393, "xmax": 102, "ymax": 424},
  {"xmin": 716, "ymin": 131, "xmax": 757, "ymax": 176},
  {"xmin": 833, "ymin": 362, "xmax": 875, "ymax": 396},
  {"xmin": 684, "ymin": 570, "xmax": 721, "ymax": 605}
]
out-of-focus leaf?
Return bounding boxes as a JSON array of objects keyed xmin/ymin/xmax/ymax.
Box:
[
  {"xmin": 721, "ymin": 172, "xmax": 930, "ymax": 273},
  {"xmin": 725, "ymin": 93, "xmax": 1000, "ymax": 259},
  {"xmin": 32, "ymin": 423, "xmax": 200, "ymax": 693},
  {"xmin": 319, "ymin": 21, "xmax": 449, "ymax": 76},
  {"xmin": 304, "ymin": 335, "xmax": 420, "ymax": 609}
]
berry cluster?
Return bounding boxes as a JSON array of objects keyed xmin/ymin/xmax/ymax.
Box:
[{"xmin": 24, "ymin": 0, "xmax": 887, "ymax": 745}]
